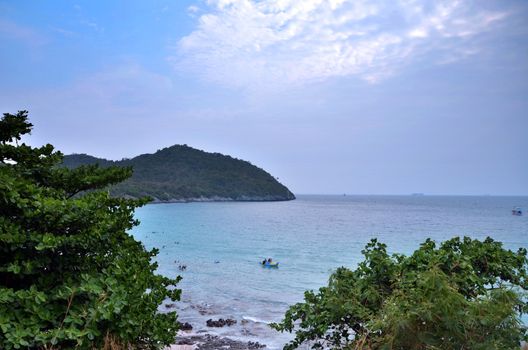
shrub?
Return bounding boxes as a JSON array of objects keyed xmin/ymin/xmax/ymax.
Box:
[
  {"xmin": 0, "ymin": 111, "xmax": 181, "ymax": 349},
  {"xmin": 272, "ymin": 237, "xmax": 528, "ymax": 349}
]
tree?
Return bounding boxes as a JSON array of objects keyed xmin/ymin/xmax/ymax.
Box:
[
  {"xmin": 272, "ymin": 237, "xmax": 528, "ymax": 349},
  {"xmin": 0, "ymin": 111, "xmax": 181, "ymax": 349}
]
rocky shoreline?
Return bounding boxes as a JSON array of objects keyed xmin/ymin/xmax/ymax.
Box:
[
  {"xmin": 150, "ymin": 195, "xmax": 296, "ymax": 203},
  {"xmin": 168, "ymin": 333, "xmax": 266, "ymax": 350},
  {"xmin": 167, "ymin": 314, "xmax": 269, "ymax": 350},
  {"xmin": 166, "ymin": 314, "xmax": 271, "ymax": 350}
]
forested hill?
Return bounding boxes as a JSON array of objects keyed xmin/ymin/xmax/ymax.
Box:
[{"xmin": 62, "ymin": 145, "xmax": 295, "ymax": 202}]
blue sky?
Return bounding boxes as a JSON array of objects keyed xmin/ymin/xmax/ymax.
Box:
[{"xmin": 1, "ymin": 0, "xmax": 527, "ymax": 195}]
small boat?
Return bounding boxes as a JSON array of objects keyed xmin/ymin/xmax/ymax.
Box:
[
  {"xmin": 512, "ymin": 207, "xmax": 523, "ymax": 216},
  {"xmin": 261, "ymin": 261, "xmax": 279, "ymax": 268}
]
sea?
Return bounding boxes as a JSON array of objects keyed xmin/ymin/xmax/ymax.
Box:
[{"xmin": 130, "ymin": 195, "xmax": 528, "ymax": 349}]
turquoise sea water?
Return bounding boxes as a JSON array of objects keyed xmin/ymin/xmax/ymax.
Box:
[{"xmin": 130, "ymin": 195, "xmax": 528, "ymax": 349}]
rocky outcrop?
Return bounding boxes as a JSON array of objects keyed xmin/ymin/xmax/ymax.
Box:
[
  {"xmin": 152, "ymin": 195, "xmax": 295, "ymax": 203},
  {"xmin": 177, "ymin": 321, "xmax": 193, "ymax": 331},
  {"xmin": 173, "ymin": 334, "xmax": 265, "ymax": 350},
  {"xmin": 206, "ymin": 318, "xmax": 237, "ymax": 327}
]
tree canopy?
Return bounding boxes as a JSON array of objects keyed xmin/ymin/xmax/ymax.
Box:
[
  {"xmin": 0, "ymin": 111, "xmax": 181, "ymax": 349},
  {"xmin": 272, "ymin": 237, "xmax": 528, "ymax": 349}
]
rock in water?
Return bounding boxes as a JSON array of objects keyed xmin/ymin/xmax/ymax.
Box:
[
  {"xmin": 177, "ymin": 322, "xmax": 193, "ymax": 331},
  {"xmin": 206, "ymin": 318, "xmax": 237, "ymax": 327},
  {"xmin": 173, "ymin": 334, "xmax": 266, "ymax": 350}
]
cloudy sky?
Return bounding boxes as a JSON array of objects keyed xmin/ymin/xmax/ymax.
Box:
[{"xmin": 1, "ymin": 0, "xmax": 527, "ymax": 195}]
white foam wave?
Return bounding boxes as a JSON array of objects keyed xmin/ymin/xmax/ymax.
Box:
[{"xmin": 242, "ymin": 316, "xmax": 272, "ymax": 324}]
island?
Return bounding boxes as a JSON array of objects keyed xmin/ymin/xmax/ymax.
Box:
[{"xmin": 62, "ymin": 144, "xmax": 295, "ymax": 202}]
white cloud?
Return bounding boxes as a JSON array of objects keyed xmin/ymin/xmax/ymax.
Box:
[
  {"xmin": 51, "ymin": 27, "xmax": 76, "ymax": 37},
  {"xmin": 67, "ymin": 63, "xmax": 174, "ymax": 114},
  {"xmin": 187, "ymin": 5, "xmax": 200, "ymax": 14},
  {"xmin": 172, "ymin": 0, "xmax": 509, "ymax": 89},
  {"xmin": 0, "ymin": 19, "xmax": 48, "ymax": 47},
  {"xmin": 80, "ymin": 20, "xmax": 104, "ymax": 33},
  {"xmin": 3, "ymin": 63, "xmax": 174, "ymax": 121}
]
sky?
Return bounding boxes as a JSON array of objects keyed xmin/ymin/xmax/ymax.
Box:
[{"xmin": 1, "ymin": 0, "xmax": 527, "ymax": 195}]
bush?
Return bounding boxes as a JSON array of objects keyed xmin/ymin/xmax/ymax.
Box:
[
  {"xmin": 0, "ymin": 111, "xmax": 181, "ymax": 349},
  {"xmin": 272, "ymin": 237, "xmax": 528, "ymax": 349}
]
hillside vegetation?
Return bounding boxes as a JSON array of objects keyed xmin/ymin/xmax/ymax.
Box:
[{"xmin": 62, "ymin": 145, "xmax": 295, "ymax": 202}]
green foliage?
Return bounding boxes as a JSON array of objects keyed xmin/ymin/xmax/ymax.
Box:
[
  {"xmin": 62, "ymin": 145, "xmax": 295, "ymax": 202},
  {"xmin": 0, "ymin": 111, "xmax": 181, "ymax": 349},
  {"xmin": 272, "ymin": 237, "xmax": 528, "ymax": 349}
]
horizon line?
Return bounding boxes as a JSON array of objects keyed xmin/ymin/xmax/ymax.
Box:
[{"xmin": 294, "ymin": 193, "xmax": 528, "ymax": 197}]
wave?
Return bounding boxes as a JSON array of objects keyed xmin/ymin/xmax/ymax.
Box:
[{"xmin": 242, "ymin": 316, "xmax": 272, "ymax": 324}]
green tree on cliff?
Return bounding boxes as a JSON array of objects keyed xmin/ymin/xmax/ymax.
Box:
[{"xmin": 0, "ymin": 111, "xmax": 181, "ymax": 349}]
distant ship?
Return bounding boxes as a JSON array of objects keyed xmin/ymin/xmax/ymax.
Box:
[
  {"xmin": 512, "ymin": 207, "xmax": 523, "ymax": 216},
  {"xmin": 411, "ymin": 193, "xmax": 425, "ymax": 196}
]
